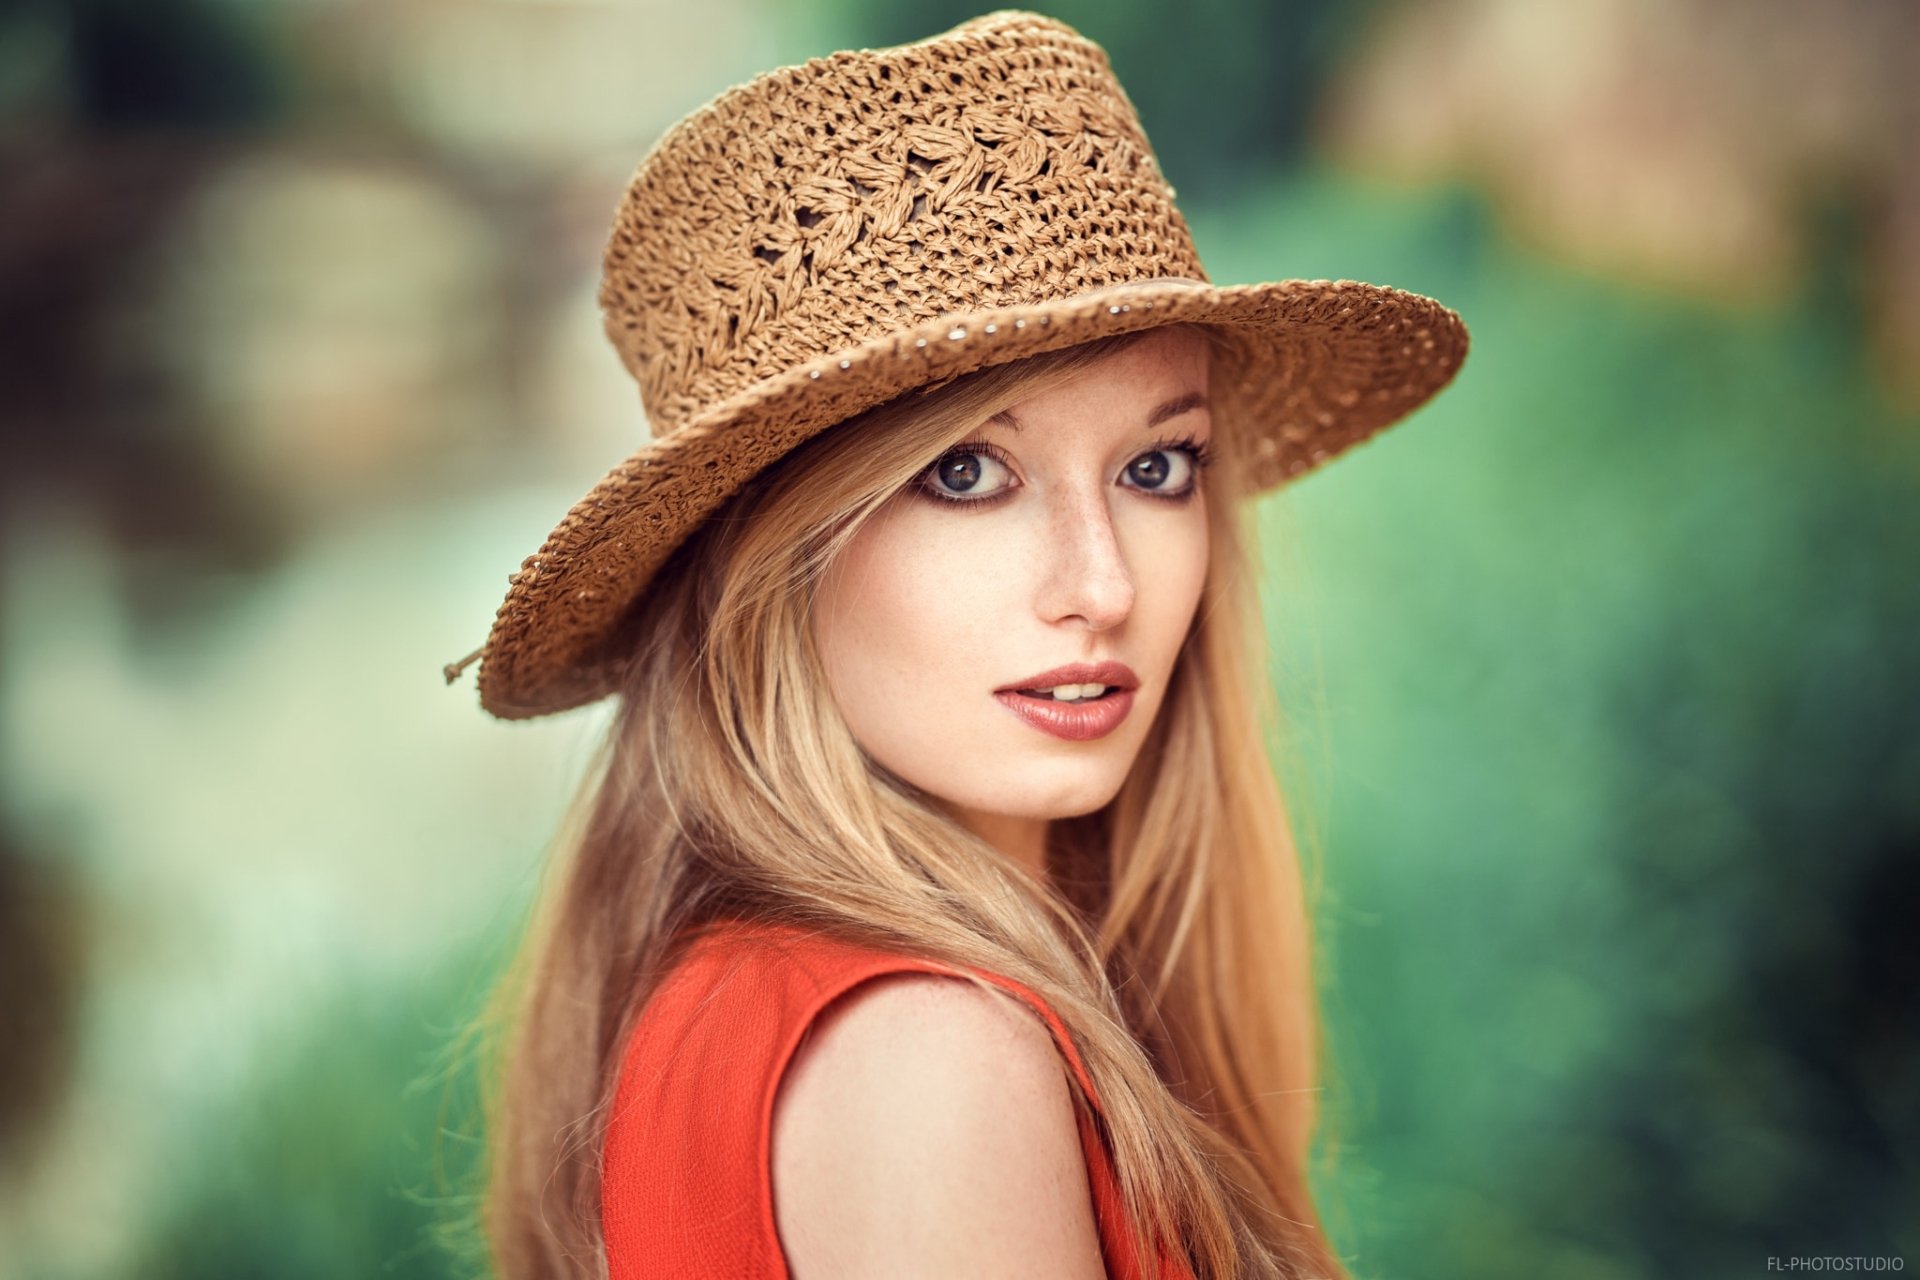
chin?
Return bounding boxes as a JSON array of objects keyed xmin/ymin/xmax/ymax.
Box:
[{"xmin": 1005, "ymin": 773, "xmax": 1128, "ymax": 821}]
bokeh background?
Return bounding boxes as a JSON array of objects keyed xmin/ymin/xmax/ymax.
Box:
[{"xmin": 3, "ymin": 1, "xmax": 1915, "ymax": 1277}]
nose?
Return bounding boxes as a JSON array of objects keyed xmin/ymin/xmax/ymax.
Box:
[{"xmin": 1034, "ymin": 484, "xmax": 1135, "ymax": 631}]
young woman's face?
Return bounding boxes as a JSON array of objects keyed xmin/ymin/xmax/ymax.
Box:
[{"xmin": 812, "ymin": 326, "xmax": 1214, "ymax": 856}]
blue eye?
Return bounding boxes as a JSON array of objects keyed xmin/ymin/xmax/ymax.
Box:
[
  {"xmin": 915, "ymin": 434, "xmax": 1215, "ymax": 509},
  {"xmin": 1124, "ymin": 434, "xmax": 1215, "ymax": 498},
  {"xmin": 919, "ymin": 445, "xmax": 1017, "ymax": 505},
  {"xmin": 1125, "ymin": 448, "xmax": 1192, "ymax": 492}
]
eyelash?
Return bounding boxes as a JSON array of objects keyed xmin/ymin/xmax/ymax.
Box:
[{"xmin": 916, "ymin": 432, "xmax": 1216, "ymax": 511}]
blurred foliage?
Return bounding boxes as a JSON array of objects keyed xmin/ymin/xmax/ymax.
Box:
[
  {"xmin": 130, "ymin": 941, "xmax": 496, "ymax": 1280},
  {"xmin": 1225, "ymin": 171, "xmax": 1918, "ymax": 1276},
  {"xmin": 0, "ymin": 836, "xmax": 84, "ymax": 1177},
  {"xmin": 1, "ymin": 2, "xmax": 1913, "ymax": 1279},
  {"xmin": 1, "ymin": 0, "xmax": 290, "ymax": 128}
]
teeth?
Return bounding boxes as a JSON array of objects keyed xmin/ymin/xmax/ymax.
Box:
[{"xmin": 1038, "ymin": 683, "xmax": 1107, "ymax": 701}]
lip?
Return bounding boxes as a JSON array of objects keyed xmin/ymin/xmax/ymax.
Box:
[
  {"xmin": 994, "ymin": 661, "xmax": 1140, "ymax": 694},
  {"xmin": 992, "ymin": 660, "xmax": 1141, "ymax": 743},
  {"xmin": 994, "ymin": 687, "xmax": 1136, "ymax": 741}
]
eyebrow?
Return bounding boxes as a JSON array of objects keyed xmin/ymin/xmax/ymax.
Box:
[{"xmin": 987, "ymin": 391, "xmax": 1210, "ymax": 433}]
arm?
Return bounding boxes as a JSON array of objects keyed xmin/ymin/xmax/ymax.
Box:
[{"xmin": 771, "ymin": 972, "xmax": 1109, "ymax": 1279}]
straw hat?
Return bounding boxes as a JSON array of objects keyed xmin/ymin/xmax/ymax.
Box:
[{"xmin": 446, "ymin": 9, "xmax": 1468, "ymax": 720}]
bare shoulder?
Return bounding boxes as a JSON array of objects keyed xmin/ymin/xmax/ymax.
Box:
[{"xmin": 771, "ymin": 971, "xmax": 1107, "ymax": 1280}]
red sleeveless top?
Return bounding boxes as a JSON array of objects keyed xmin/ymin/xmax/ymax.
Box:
[{"xmin": 600, "ymin": 917, "xmax": 1196, "ymax": 1278}]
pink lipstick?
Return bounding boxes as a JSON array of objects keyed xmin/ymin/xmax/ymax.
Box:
[{"xmin": 993, "ymin": 661, "xmax": 1139, "ymax": 742}]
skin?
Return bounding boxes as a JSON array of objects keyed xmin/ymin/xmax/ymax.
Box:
[
  {"xmin": 779, "ymin": 328, "xmax": 1214, "ymax": 1275},
  {"xmin": 811, "ymin": 325, "xmax": 1215, "ymax": 884},
  {"xmin": 772, "ymin": 973, "xmax": 1108, "ymax": 1278}
]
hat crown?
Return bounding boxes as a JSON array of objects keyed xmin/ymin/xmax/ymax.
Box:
[{"xmin": 598, "ymin": 11, "xmax": 1208, "ymax": 436}]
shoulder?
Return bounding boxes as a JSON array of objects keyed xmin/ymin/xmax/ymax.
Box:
[{"xmin": 770, "ymin": 970, "xmax": 1108, "ymax": 1279}]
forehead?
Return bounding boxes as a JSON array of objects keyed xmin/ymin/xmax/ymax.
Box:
[
  {"xmin": 1100, "ymin": 325, "xmax": 1211, "ymax": 377},
  {"xmin": 989, "ymin": 327, "xmax": 1213, "ymax": 429}
]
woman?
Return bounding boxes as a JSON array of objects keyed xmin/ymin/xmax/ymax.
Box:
[{"xmin": 444, "ymin": 11, "xmax": 1467, "ymax": 1279}]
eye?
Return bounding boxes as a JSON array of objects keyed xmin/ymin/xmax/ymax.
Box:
[
  {"xmin": 1122, "ymin": 435, "xmax": 1214, "ymax": 498},
  {"xmin": 918, "ymin": 443, "xmax": 1017, "ymax": 506}
]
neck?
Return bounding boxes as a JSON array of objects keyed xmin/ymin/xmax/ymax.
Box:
[{"xmin": 951, "ymin": 807, "xmax": 1050, "ymax": 885}]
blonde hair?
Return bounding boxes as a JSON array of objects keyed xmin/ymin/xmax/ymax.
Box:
[{"xmin": 449, "ymin": 324, "xmax": 1347, "ymax": 1279}]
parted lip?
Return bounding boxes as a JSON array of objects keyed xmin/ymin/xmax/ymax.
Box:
[{"xmin": 995, "ymin": 661, "xmax": 1141, "ymax": 694}]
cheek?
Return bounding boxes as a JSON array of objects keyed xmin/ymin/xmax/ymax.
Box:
[
  {"xmin": 1136, "ymin": 504, "xmax": 1211, "ymax": 639},
  {"xmin": 813, "ymin": 509, "xmax": 1005, "ymax": 721}
]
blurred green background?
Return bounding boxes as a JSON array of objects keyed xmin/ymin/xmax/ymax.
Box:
[{"xmin": 2, "ymin": 1, "xmax": 1915, "ymax": 1277}]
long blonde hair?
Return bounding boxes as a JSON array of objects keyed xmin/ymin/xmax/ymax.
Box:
[{"xmin": 452, "ymin": 324, "xmax": 1347, "ymax": 1279}]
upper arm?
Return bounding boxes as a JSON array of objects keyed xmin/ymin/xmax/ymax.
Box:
[{"xmin": 770, "ymin": 971, "xmax": 1108, "ymax": 1280}]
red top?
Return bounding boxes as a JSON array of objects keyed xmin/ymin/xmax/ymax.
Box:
[{"xmin": 601, "ymin": 917, "xmax": 1196, "ymax": 1279}]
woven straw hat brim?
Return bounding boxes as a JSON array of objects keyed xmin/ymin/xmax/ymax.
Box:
[{"xmin": 468, "ymin": 274, "xmax": 1466, "ymax": 719}]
